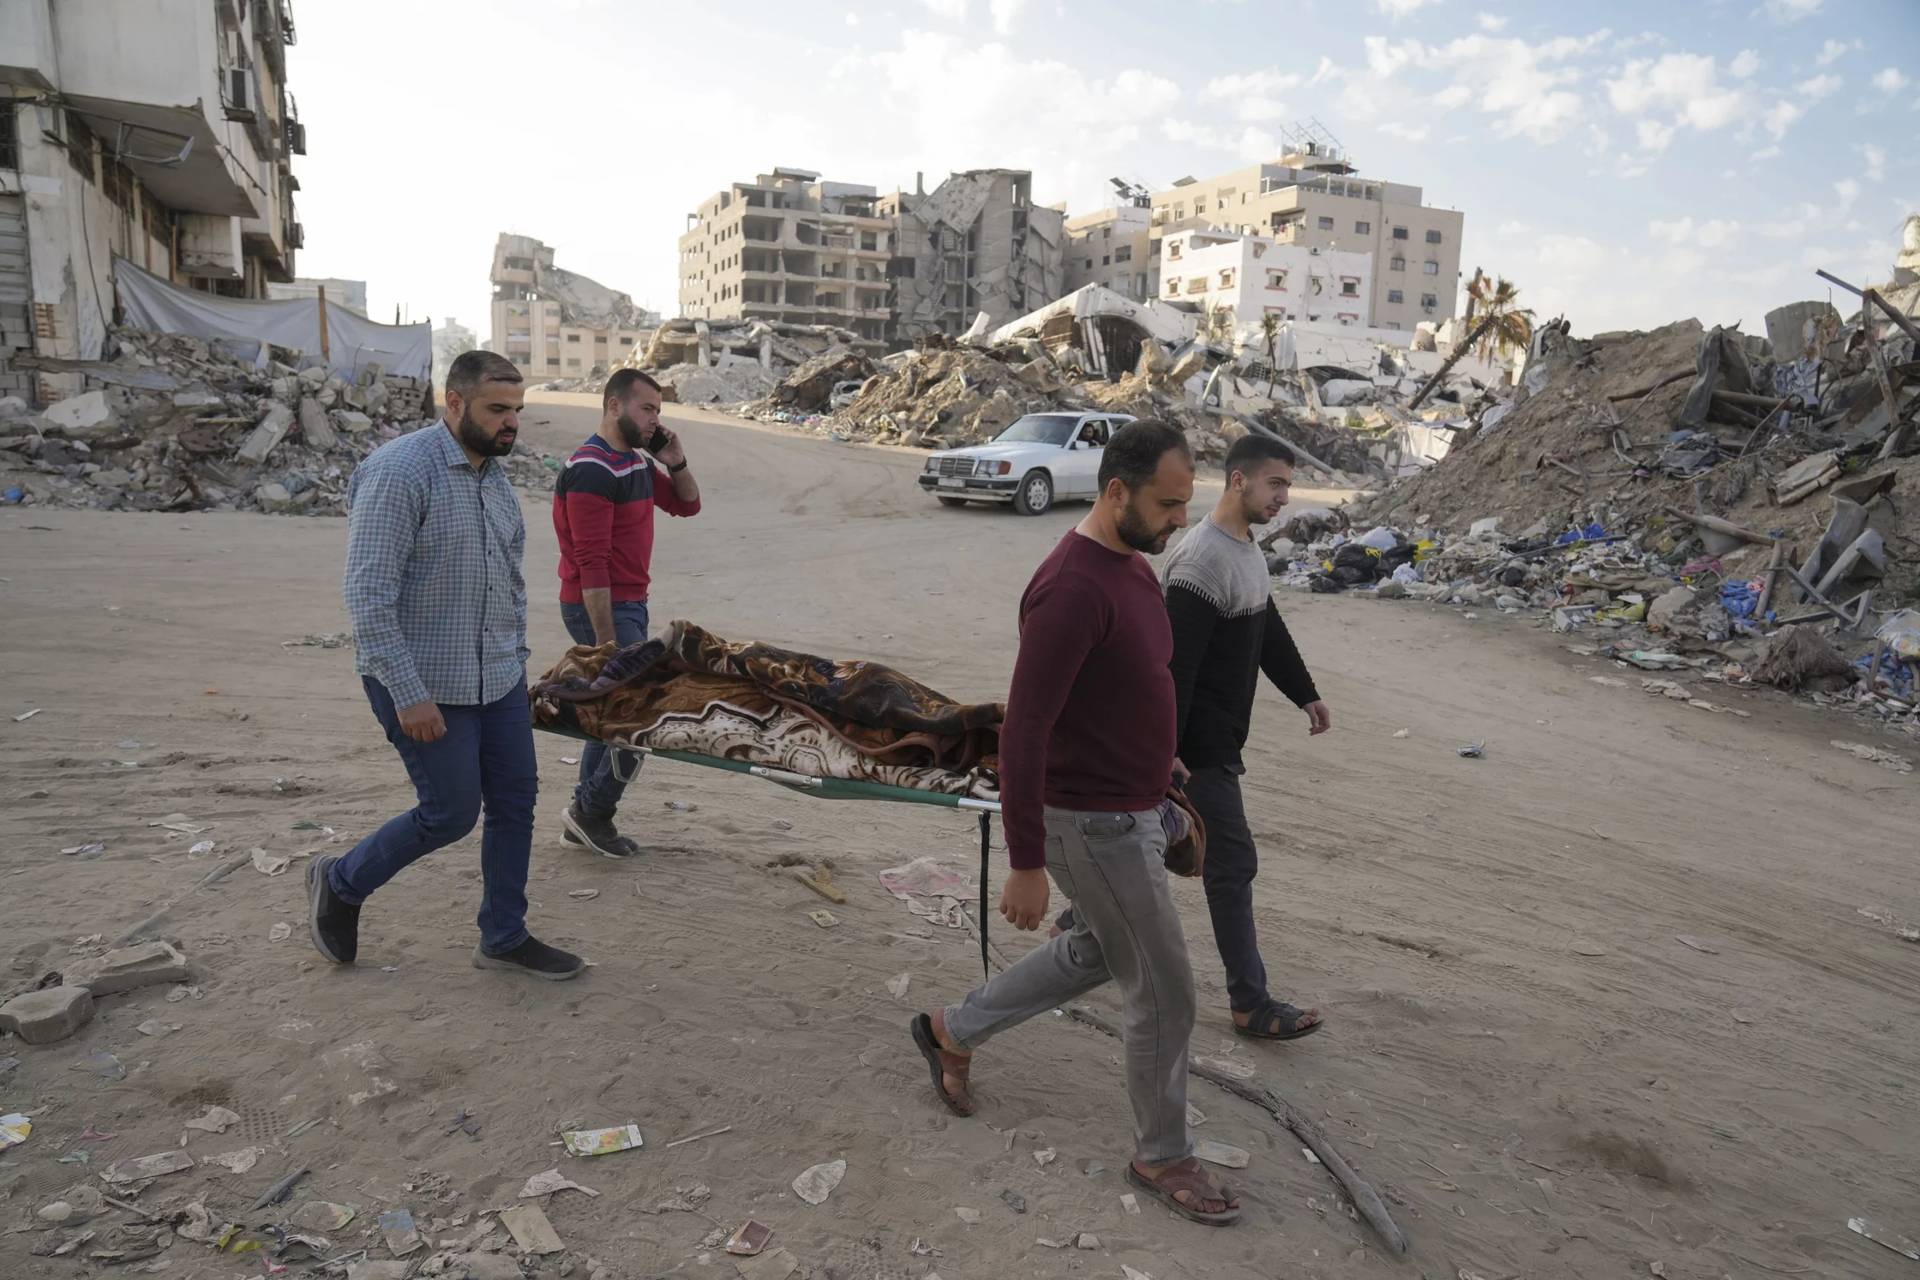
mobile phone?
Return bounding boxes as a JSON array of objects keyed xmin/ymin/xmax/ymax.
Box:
[{"xmin": 647, "ymin": 426, "xmax": 670, "ymax": 455}]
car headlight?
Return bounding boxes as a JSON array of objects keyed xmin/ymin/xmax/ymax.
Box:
[
  {"xmin": 974, "ymin": 460, "xmax": 994, "ymax": 476},
  {"xmin": 925, "ymin": 457, "xmax": 940, "ymax": 472}
]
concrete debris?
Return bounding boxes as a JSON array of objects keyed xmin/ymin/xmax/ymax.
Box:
[
  {"xmin": 63, "ymin": 940, "xmax": 191, "ymax": 996},
  {"xmin": 0, "ymin": 985, "xmax": 96, "ymax": 1045},
  {"xmin": 0, "ymin": 326, "xmax": 561, "ymax": 514}
]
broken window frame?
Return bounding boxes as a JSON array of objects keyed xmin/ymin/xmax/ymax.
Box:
[
  {"xmin": 1266, "ymin": 269, "xmax": 1287, "ymax": 290},
  {"xmin": 1218, "ymin": 268, "xmax": 1235, "ymax": 288},
  {"xmin": 1390, "ymin": 256, "xmax": 1406, "ymax": 271},
  {"xmin": 1391, "ymin": 226, "xmax": 1409, "ymax": 240},
  {"xmin": 1421, "ymin": 292, "xmax": 1438, "ymax": 308}
]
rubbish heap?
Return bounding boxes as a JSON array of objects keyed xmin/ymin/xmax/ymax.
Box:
[
  {"xmin": 1286, "ymin": 215, "xmax": 1920, "ymax": 733},
  {"xmin": 536, "ymin": 316, "xmax": 872, "ymax": 407},
  {"xmin": 0, "ymin": 326, "xmax": 562, "ymax": 515}
]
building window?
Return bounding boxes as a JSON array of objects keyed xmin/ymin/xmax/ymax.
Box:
[
  {"xmin": 1421, "ymin": 293, "xmax": 1438, "ymax": 307},
  {"xmin": 1392, "ymin": 226, "xmax": 1409, "ymax": 240},
  {"xmin": 1340, "ymin": 278, "xmax": 1359, "ymax": 297},
  {"xmin": 1115, "ymin": 244, "xmax": 1132, "ymax": 263},
  {"xmin": 1218, "ymin": 268, "xmax": 1235, "ymax": 288},
  {"xmin": 1168, "ymin": 241, "xmax": 1182, "ymax": 260},
  {"xmin": 1390, "ymin": 256, "xmax": 1406, "ymax": 271},
  {"xmin": 1164, "ymin": 276, "xmax": 1181, "ymax": 295},
  {"xmin": 1186, "ymin": 278, "xmax": 1206, "ymax": 295},
  {"xmin": 65, "ymin": 112, "xmax": 97, "ymax": 180},
  {"xmin": 860, "ymin": 231, "xmax": 877, "ymax": 250},
  {"xmin": 1266, "ymin": 269, "xmax": 1287, "ymax": 289},
  {"xmin": 1423, "ymin": 260, "xmax": 1440, "ymax": 275},
  {"xmin": 1102, "ymin": 227, "xmax": 1111, "ymax": 240},
  {"xmin": 621, "ymin": 337, "xmax": 634, "ymax": 345},
  {"xmin": 1101, "ymin": 255, "xmax": 1110, "ymax": 266},
  {"xmin": 1355, "ymin": 220, "xmax": 1371, "ymax": 234},
  {"xmin": 0, "ymin": 106, "xmax": 17, "ymax": 170},
  {"xmin": 1426, "ymin": 229, "xmax": 1443, "ymax": 244},
  {"xmin": 1387, "ymin": 289, "xmax": 1404, "ymax": 304},
  {"xmin": 566, "ymin": 333, "xmax": 581, "ymax": 342},
  {"xmin": 1317, "ymin": 216, "xmax": 1334, "ymax": 230},
  {"xmin": 1084, "ymin": 258, "xmax": 1094, "ymax": 270},
  {"xmin": 1173, "ymin": 203, "xmax": 1186, "ymax": 221}
]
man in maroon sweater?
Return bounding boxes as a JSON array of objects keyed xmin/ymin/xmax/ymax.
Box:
[
  {"xmin": 552, "ymin": 369, "xmax": 701, "ymax": 856},
  {"xmin": 911, "ymin": 421, "xmax": 1242, "ymax": 1227}
]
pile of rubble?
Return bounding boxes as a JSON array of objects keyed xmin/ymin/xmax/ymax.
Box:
[
  {"xmin": 0, "ymin": 327, "xmax": 561, "ymax": 515},
  {"xmin": 1277, "ymin": 217, "xmax": 1920, "ymax": 733}
]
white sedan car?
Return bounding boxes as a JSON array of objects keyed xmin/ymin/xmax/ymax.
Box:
[{"xmin": 917, "ymin": 411, "xmax": 1137, "ymax": 515}]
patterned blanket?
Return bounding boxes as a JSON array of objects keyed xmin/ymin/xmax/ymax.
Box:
[{"xmin": 530, "ymin": 620, "xmax": 1003, "ymax": 798}]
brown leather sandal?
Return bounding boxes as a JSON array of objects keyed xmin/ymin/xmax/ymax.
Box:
[
  {"xmin": 911, "ymin": 1013, "xmax": 975, "ymax": 1117},
  {"xmin": 1126, "ymin": 1157, "xmax": 1243, "ymax": 1226}
]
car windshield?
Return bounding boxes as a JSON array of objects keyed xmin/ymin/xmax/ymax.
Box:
[{"xmin": 994, "ymin": 414, "xmax": 1082, "ymax": 447}]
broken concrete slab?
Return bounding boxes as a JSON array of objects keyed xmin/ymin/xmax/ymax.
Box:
[
  {"xmin": 333, "ymin": 410, "xmax": 373, "ymax": 434},
  {"xmin": 236, "ymin": 403, "xmax": 297, "ymax": 463},
  {"xmin": 1647, "ymin": 586, "xmax": 1698, "ymax": 631},
  {"xmin": 42, "ymin": 391, "xmax": 119, "ymax": 440},
  {"xmin": 298, "ymin": 397, "xmax": 338, "ymax": 450},
  {"xmin": 255, "ymin": 482, "xmax": 298, "ymax": 514},
  {"xmin": 65, "ymin": 941, "xmax": 190, "ymax": 997},
  {"xmin": 0, "ymin": 985, "xmax": 95, "ymax": 1044}
]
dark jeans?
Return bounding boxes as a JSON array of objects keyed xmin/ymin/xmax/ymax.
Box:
[
  {"xmin": 1187, "ymin": 763, "xmax": 1268, "ymax": 1013},
  {"xmin": 558, "ymin": 600, "xmax": 649, "ymax": 818},
  {"xmin": 328, "ymin": 675, "xmax": 537, "ymax": 953}
]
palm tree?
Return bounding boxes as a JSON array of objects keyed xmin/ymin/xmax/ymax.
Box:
[
  {"xmin": 1407, "ymin": 273, "xmax": 1535, "ymax": 410},
  {"xmin": 1258, "ymin": 310, "xmax": 1283, "ymax": 400}
]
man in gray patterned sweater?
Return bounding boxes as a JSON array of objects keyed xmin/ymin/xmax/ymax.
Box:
[{"xmin": 1161, "ymin": 434, "xmax": 1330, "ymax": 1040}]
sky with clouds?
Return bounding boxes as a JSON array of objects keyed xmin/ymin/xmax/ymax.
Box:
[{"xmin": 287, "ymin": 0, "xmax": 1918, "ymax": 343}]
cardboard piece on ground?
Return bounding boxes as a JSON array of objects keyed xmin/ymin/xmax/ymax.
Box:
[{"xmin": 499, "ymin": 1203, "xmax": 564, "ymax": 1255}]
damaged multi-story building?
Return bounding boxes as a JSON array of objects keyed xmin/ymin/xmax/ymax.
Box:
[
  {"xmin": 0, "ymin": 0, "xmax": 305, "ymax": 401},
  {"xmin": 1063, "ymin": 181, "xmax": 1154, "ymax": 303},
  {"xmin": 878, "ymin": 169, "xmax": 1064, "ymax": 346},
  {"xmin": 677, "ymin": 166, "xmax": 1066, "ymax": 353},
  {"xmin": 1149, "ymin": 129, "xmax": 1464, "ymax": 333},
  {"xmin": 678, "ymin": 167, "xmax": 894, "ymax": 352},
  {"xmin": 488, "ymin": 233, "xmax": 658, "ymax": 382}
]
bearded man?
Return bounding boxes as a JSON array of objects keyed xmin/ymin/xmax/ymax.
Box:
[{"xmin": 310, "ymin": 350, "xmax": 585, "ymax": 981}]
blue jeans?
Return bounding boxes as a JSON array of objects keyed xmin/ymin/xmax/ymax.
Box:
[
  {"xmin": 329, "ymin": 675, "xmax": 537, "ymax": 953},
  {"xmin": 559, "ymin": 599, "xmax": 649, "ymax": 818}
]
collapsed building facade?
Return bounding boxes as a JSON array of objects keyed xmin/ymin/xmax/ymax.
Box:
[
  {"xmin": 877, "ymin": 169, "xmax": 1065, "ymax": 346},
  {"xmin": 487, "ymin": 233, "xmax": 658, "ymax": 384}
]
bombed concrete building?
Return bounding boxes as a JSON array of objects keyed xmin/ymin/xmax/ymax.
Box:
[
  {"xmin": 878, "ymin": 169, "xmax": 1065, "ymax": 346},
  {"xmin": 488, "ymin": 233, "xmax": 657, "ymax": 382},
  {"xmin": 677, "ymin": 168, "xmax": 893, "ymax": 352}
]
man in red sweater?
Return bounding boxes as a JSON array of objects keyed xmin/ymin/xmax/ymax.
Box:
[
  {"xmin": 910, "ymin": 421, "xmax": 1243, "ymax": 1227},
  {"xmin": 552, "ymin": 369, "xmax": 701, "ymax": 856}
]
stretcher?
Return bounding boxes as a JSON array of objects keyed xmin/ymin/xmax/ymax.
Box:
[{"xmin": 535, "ymin": 722, "xmax": 1001, "ymax": 975}]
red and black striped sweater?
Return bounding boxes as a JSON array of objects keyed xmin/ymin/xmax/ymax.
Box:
[{"xmin": 552, "ymin": 434, "xmax": 701, "ymax": 604}]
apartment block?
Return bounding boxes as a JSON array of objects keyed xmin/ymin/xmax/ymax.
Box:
[
  {"xmin": 1150, "ymin": 141, "xmax": 1463, "ymax": 332},
  {"xmin": 678, "ymin": 167, "xmax": 893, "ymax": 350},
  {"xmin": 489, "ymin": 233, "xmax": 656, "ymax": 381},
  {"xmin": 1160, "ymin": 228, "xmax": 1374, "ymax": 331},
  {"xmin": 0, "ymin": 0, "xmax": 304, "ymax": 398},
  {"xmin": 1063, "ymin": 204, "xmax": 1152, "ymax": 303},
  {"xmin": 877, "ymin": 168, "xmax": 1065, "ymax": 345}
]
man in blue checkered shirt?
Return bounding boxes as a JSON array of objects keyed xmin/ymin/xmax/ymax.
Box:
[{"xmin": 308, "ymin": 350, "xmax": 584, "ymax": 981}]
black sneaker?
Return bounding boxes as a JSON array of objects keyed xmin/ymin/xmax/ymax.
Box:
[
  {"xmin": 307, "ymin": 854, "xmax": 360, "ymax": 965},
  {"xmin": 472, "ymin": 936, "xmax": 585, "ymax": 981},
  {"xmin": 561, "ymin": 801, "xmax": 641, "ymax": 858}
]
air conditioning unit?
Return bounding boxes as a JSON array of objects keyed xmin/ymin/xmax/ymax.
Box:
[
  {"xmin": 288, "ymin": 221, "xmax": 304, "ymax": 249},
  {"xmin": 224, "ymin": 68, "xmax": 255, "ymax": 121},
  {"xmin": 285, "ymin": 120, "xmax": 306, "ymax": 155}
]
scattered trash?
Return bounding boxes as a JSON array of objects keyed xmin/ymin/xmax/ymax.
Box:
[
  {"xmin": 61, "ymin": 841, "xmax": 106, "ymax": 857},
  {"xmin": 568, "ymin": 888, "xmax": 601, "ymax": 900},
  {"xmin": 1456, "ymin": 741, "xmax": 1485, "ymax": 759},
  {"xmin": 1675, "ymin": 936, "xmax": 1720, "ymax": 955},
  {"xmin": 664, "ymin": 1123, "xmax": 733, "ymax": 1149},
  {"xmin": 559, "ymin": 755, "xmax": 580, "ymax": 765},
  {"xmin": 207, "ymin": 1147, "xmax": 265, "ymax": 1174},
  {"xmin": 377, "ymin": 1207, "xmax": 423, "ymax": 1256},
  {"xmin": 1121, "ymin": 1192, "xmax": 1141, "ymax": 1215},
  {"xmin": 519, "ymin": 1168, "xmax": 600, "ymax": 1199},
  {"xmin": 13, "ymin": 708, "xmax": 41, "ymax": 722},
  {"xmin": 1194, "ymin": 1138, "xmax": 1251, "ymax": 1169},
  {"xmin": 0, "ymin": 1113, "xmax": 29, "ymax": 1149},
  {"xmin": 1193, "ymin": 1054, "xmax": 1256, "ymax": 1081},
  {"xmin": 184, "ymin": 1105, "xmax": 240, "ymax": 1135},
  {"xmin": 664, "ymin": 800, "xmax": 698, "ymax": 813},
  {"xmin": 498, "ymin": 1203, "xmax": 565, "ymax": 1256},
  {"xmin": 1074, "ymin": 1232, "xmax": 1101, "ymax": 1250},
  {"xmin": 885, "ymin": 972, "xmax": 911, "ymax": 1000},
  {"xmin": 1392, "ymin": 728, "xmax": 1410, "ymax": 739},
  {"xmin": 250, "ymin": 847, "xmax": 290, "ymax": 875},
  {"xmin": 289, "ymin": 1201, "xmax": 357, "ymax": 1232},
  {"xmin": 908, "ymin": 1237, "xmax": 941, "ymax": 1257},
  {"xmin": 269, "ymin": 921, "xmax": 292, "ymax": 942},
  {"xmin": 561, "ymin": 1123, "xmax": 644, "ymax": 1157},
  {"xmin": 0, "ymin": 1056, "xmax": 17, "ymax": 1075},
  {"xmin": 793, "ymin": 866, "xmax": 848, "ymax": 904},
  {"xmin": 808, "ymin": 909, "xmax": 839, "ymax": 929},
  {"xmin": 1570, "ymin": 939, "xmax": 1610, "ymax": 957},
  {"xmin": 1123, "ymin": 1268, "xmax": 1156, "ymax": 1280},
  {"xmin": 282, "ymin": 633, "xmax": 353, "ymax": 649},
  {"xmin": 1001, "ymin": 1190, "xmax": 1027, "ymax": 1214},
  {"xmin": 188, "ymin": 839, "xmax": 216, "ymax": 855},
  {"xmin": 100, "ymin": 1150, "xmax": 194, "ymax": 1184},
  {"xmin": 74, "ymin": 1049, "xmax": 125, "ymax": 1081},
  {"xmin": 726, "ymin": 1220, "xmax": 773, "ymax": 1257},
  {"xmin": 735, "ymin": 1247, "xmax": 800, "ymax": 1280},
  {"xmin": 792, "ymin": 1158, "xmax": 846, "ymax": 1205},
  {"xmin": 1033, "ymin": 1147, "xmax": 1057, "ymax": 1166},
  {"xmin": 445, "ymin": 1107, "xmax": 482, "ymax": 1139},
  {"xmin": 249, "ymin": 1166, "xmax": 309, "ymax": 1208},
  {"xmin": 1830, "ymin": 741, "xmax": 1913, "ymax": 773},
  {"xmin": 954, "ymin": 1207, "xmax": 982, "ymax": 1225},
  {"xmin": 1849, "ymin": 1216, "xmax": 1920, "ymax": 1262}
]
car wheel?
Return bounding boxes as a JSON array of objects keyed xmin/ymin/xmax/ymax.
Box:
[
  {"xmin": 937, "ymin": 496, "xmax": 968, "ymax": 508},
  {"xmin": 1014, "ymin": 470, "xmax": 1054, "ymax": 516}
]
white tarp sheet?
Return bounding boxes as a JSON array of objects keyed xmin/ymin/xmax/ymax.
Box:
[{"xmin": 114, "ymin": 258, "xmax": 430, "ymax": 383}]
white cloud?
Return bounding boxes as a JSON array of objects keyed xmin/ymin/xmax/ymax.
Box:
[
  {"xmin": 1750, "ymin": 144, "xmax": 1782, "ymax": 161},
  {"xmin": 1309, "ymin": 55, "xmax": 1338, "ymax": 85},
  {"xmin": 1815, "ymin": 38, "xmax": 1862, "ymax": 66},
  {"xmin": 1607, "ymin": 53, "xmax": 1755, "ymax": 133},
  {"xmin": 1730, "ymin": 49, "xmax": 1761, "ymax": 78},
  {"xmin": 1835, "ymin": 177, "xmax": 1861, "ymax": 211},
  {"xmin": 1861, "ymin": 142, "xmax": 1887, "ymax": 181},
  {"xmin": 988, "ymin": 0, "xmax": 1028, "ymax": 35},
  {"xmin": 1873, "ymin": 68, "xmax": 1909, "ymax": 93},
  {"xmin": 1762, "ymin": 0, "xmax": 1823, "ymax": 21},
  {"xmin": 1161, "ymin": 119, "xmax": 1280, "ymax": 162},
  {"xmin": 1201, "ymin": 70, "xmax": 1302, "ymax": 122},
  {"xmin": 1360, "ymin": 30, "xmax": 1611, "ymax": 143},
  {"xmin": 1380, "ymin": 121, "xmax": 1432, "ymax": 142},
  {"xmin": 1375, "ymin": 0, "xmax": 1441, "ymax": 17},
  {"xmin": 845, "ymin": 11, "xmax": 859, "ymax": 24},
  {"xmin": 1476, "ymin": 11, "xmax": 1506, "ymax": 31},
  {"xmin": 1762, "ymin": 100, "xmax": 1803, "ymax": 139},
  {"xmin": 920, "ymin": 0, "xmax": 969, "ymax": 19},
  {"xmin": 1636, "ymin": 119, "xmax": 1675, "ymax": 152},
  {"xmin": 1796, "ymin": 73, "xmax": 1842, "ymax": 101},
  {"xmin": 1432, "ymin": 83, "xmax": 1472, "ymax": 108},
  {"xmin": 1649, "ymin": 216, "xmax": 1693, "ymax": 243}
]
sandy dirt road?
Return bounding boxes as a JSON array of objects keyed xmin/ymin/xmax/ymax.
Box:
[{"xmin": 1, "ymin": 391, "xmax": 1915, "ymax": 1280}]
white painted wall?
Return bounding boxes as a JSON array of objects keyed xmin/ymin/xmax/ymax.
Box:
[{"xmin": 1162, "ymin": 230, "xmax": 1373, "ymax": 331}]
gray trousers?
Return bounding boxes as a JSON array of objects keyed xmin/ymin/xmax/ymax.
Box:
[{"xmin": 944, "ymin": 805, "xmax": 1196, "ymax": 1164}]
